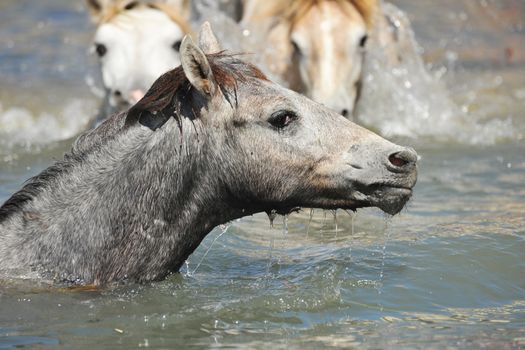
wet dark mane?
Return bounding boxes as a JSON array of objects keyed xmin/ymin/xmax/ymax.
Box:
[
  {"xmin": 0, "ymin": 52, "xmax": 267, "ymax": 224},
  {"xmin": 126, "ymin": 52, "xmax": 267, "ymax": 129},
  {"xmin": 0, "ymin": 154, "xmax": 82, "ymax": 224}
]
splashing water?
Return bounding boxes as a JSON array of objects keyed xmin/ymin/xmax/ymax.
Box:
[
  {"xmin": 356, "ymin": 3, "xmax": 518, "ymax": 144},
  {"xmin": 266, "ymin": 209, "xmax": 277, "ymax": 228},
  {"xmin": 191, "ymin": 223, "xmax": 230, "ymax": 275},
  {"xmin": 265, "ymin": 233, "xmax": 276, "ymax": 278},
  {"xmin": 333, "ymin": 210, "xmax": 338, "ymax": 238},
  {"xmin": 377, "ymin": 218, "xmax": 392, "ymax": 298},
  {"xmin": 263, "ymin": 214, "xmax": 290, "ymax": 278},
  {"xmin": 321, "ymin": 211, "xmax": 327, "ymax": 236},
  {"xmin": 351, "ymin": 213, "xmax": 355, "ymax": 237},
  {"xmin": 306, "ymin": 208, "xmax": 315, "ymax": 236},
  {"xmin": 276, "ymin": 215, "xmax": 289, "ymax": 266},
  {"xmin": 282, "ymin": 215, "xmax": 289, "ymax": 238},
  {"xmin": 344, "ymin": 210, "xmax": 355, "ymax": 261},
  {"xmin": 183, "ymin": 260, "xmax": 191, "ymax": 277},
  {"xmin": 0, "ymin": 99, "xmax": 96, "ymax": 147}
]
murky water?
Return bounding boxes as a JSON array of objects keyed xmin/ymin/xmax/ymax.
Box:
[{"xmin": 1, "ymin": 0, "xmax": 524, "ymax": 349}]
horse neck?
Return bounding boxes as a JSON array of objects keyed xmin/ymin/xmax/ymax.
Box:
[
  {"xmin": 81, "ymin": 117, "xmax": 241, "ymax": 270},
  {"xmin": 0, "ymin": 115, "xmax": 241, "ymax": 283},
  {"xmin": 139, "ymin": 118, "xmax": 241, "ymax": 242}
]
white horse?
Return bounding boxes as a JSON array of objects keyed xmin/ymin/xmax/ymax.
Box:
[{"xmin": 86, "ymin": 0, "xmax": 192, "ymax": 117}]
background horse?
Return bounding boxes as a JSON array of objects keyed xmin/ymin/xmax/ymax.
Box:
[
  {"xmin": 0, "ymin": 24, "xmax": 417, "ymax": 286},
  {"xmin": 240, "ymin": 0, "xmax": 377, "ymax": 118},
  {"xmin": 86, "ymin": 0, "xmax": 192, "ymax": 118}
]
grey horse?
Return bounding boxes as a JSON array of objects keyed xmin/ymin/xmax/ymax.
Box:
[{"xmin": 0, "ymin": 24, "xmax": 417, "ymax": 286}]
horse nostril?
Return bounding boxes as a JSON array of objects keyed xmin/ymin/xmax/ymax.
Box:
[
  {"xmin": 388, "ymin": 148, "xmax": 418, "ymax": 168},
  {"xmin": 114, "ymin": 90, "xmax": 122, "ymax": 97},
  {"xmin": 389, "ymin": 153, "xmax": 408, "ymax": 167},
  {"xmin": 341, "ymin": 109, "xmax": 349, "ymax": 117}
]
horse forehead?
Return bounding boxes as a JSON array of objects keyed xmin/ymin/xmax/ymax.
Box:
[
  {"xmin": 239, "ymin": 78, "xmax": 323, "ymax": 112},
  {"xmin": 99, "ymin": 7, "xmax": 182, "ymax": 35},
  {"xmin": 293, "ymin": 2, "xmax": 366, "ymax": 43}
]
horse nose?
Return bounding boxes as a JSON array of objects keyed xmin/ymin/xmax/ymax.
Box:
[
  {"xmin": 387, "ymin": 147, "xmax": 418, "ymax": 173},
  {"xmin": 129, "ymin": 89, "xmax": 145, "ymax": 103},
  {"xmin": 341, "ymin": 109, "xmax": 349, "ymax": 118}
]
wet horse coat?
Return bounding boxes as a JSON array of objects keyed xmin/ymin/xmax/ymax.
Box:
[{"xmin": 0, "ymin": 25, "xmax": 417, "ymax": 286}]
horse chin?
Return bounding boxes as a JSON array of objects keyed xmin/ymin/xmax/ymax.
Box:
[
  {"xmin": 352, "ymin": 186, "xmax": 413, "ymax": 216},
  {"xmin": 267, "ymin": 186, "xmax": 412, "ymax": 217},
  {"xmin": 301, "ymin": 185, "xmax": 412, "ymax": 216}
]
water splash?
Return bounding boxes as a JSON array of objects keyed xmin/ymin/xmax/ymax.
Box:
[
  {"xmin": 344, "ymin": 210, "xmax": 355, "ymax": 260},
  {"xmin": 321, "ymin": 211, "xmax": 327, "ymax": 236},
  {"xmin": 333, "ymin": 210, "xmax": 338, "ymax": 238},
  {"xmin": 265, "ymin": 233, "xmax": 276, "ymax": 278},
  {"xmin": 267, "ymin": 209, "xmax": 277, "ymax": 228},
  {"xmin": 277, "ymin": 215, "xmax": 289, "ymax": 266},
  {"xmin": 0, "ymin": 99, "xmax": 96, "ymax": 147},
  {"xmin": 344, "ymin": 210, "xmax": 355, "ymax": 237},
  {"xmin": 264, "ymin": 214, "xmax": 290, "ymax": 278},
  {"xmin": 377, "ymin": 217, "xmax": 392, "ymax": 301},
  {"xmin": 191, "ymin": 223, "xmax": 230, "ymax": 275},
  {"xmin": 183, "ymin": 260, "xmax": 191, "ymax": 277},
  {"xmin": 282, "ymin": 215, "xmax": 289, "ymax": 238},
  {"xmin": 356, "ymin": 3, "xmax": 518, "ymax": 145},
  {"xmin": 306, "ymin": 208, "xmax": 314, "ymax": 236}
]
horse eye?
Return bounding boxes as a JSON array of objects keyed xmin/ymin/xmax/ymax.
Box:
[
  {"xmin": 124, "ymin": 1, "xmax": 139, "ymax": 10},
  {"xmin": 359, "ymin": 34, "xmax": 368, "ymax": 48},
  {"xmin": 95, "ymin": 43, "xmax": 107, "ymax": 57},
  {"xmin": 268, "ymin": 110, "xmax": 297, "ymax": 129},
  {"xmin": 291, "ymin": 40, "xmax": 302, "ymax": 56},
  {"xmin": 172, "ymin": 40, "xmax": 182, "ymax": 52}
]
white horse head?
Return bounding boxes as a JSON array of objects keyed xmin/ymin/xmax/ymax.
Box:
[{"xmin": 87, "ymin": 0, "xmax": 191, "ymax": 111}]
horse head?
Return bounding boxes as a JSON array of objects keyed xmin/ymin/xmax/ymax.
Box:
[
  {"xmin": 86, "ymin": 0, "xmax": 191, "ymax": 111},
  {"xmin": 242, "ymin": 0, "xmax": 377, "ymax": 118},
  {"xmin": 132, "ymin": 21, "xmax": 417, "ymax": 217}
]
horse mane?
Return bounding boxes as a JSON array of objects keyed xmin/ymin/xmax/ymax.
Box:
[
  {"xmin": 254, "ymin": 0, "xmax": 378, "ymax": 28},
  {"xmin": 0, "ymin": 52, "xmax": 267, "ymax": 224},
  {"xmin": 92, "ymin": 0, "xmax": 192, "ymax": 35},
  {"xmin": 0, "ymin": 155, "xmax": 83, "ymax": 224},
  {"xmin": 126, "ymin": 51, "xmax": 268, "ymax": 127}
]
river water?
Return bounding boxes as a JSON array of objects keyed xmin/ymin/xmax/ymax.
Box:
[{"xmin": 0, "ymin": 0, "xmax": 524, "ymax": 349}]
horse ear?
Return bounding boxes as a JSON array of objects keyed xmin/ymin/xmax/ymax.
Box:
[
  {"xmin": 180, "ymin": 35, "xmax": 217, "ymax": 97},
  {"xmin": 85, "ymin": 0, "xmax": 113, "ymax": 22},
  {"xmin": 86, "ymin": 0, "xmax": 102, "ymax": 20},
  {"xmin": 198, "ymin": 22, "xmax": 221, "ymax": 54}
]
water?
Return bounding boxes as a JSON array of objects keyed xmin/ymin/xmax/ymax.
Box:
[
  {"xmin": 356, "ymin": 2, "xmax": 524, "ymax": 144},
  {"xmin": 1, "ymin": 0, "xmax": 524, "ymax": 348},
  {"xmin": 0, "ymin": 0, "xmax": 99, "ymax": 147}
]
